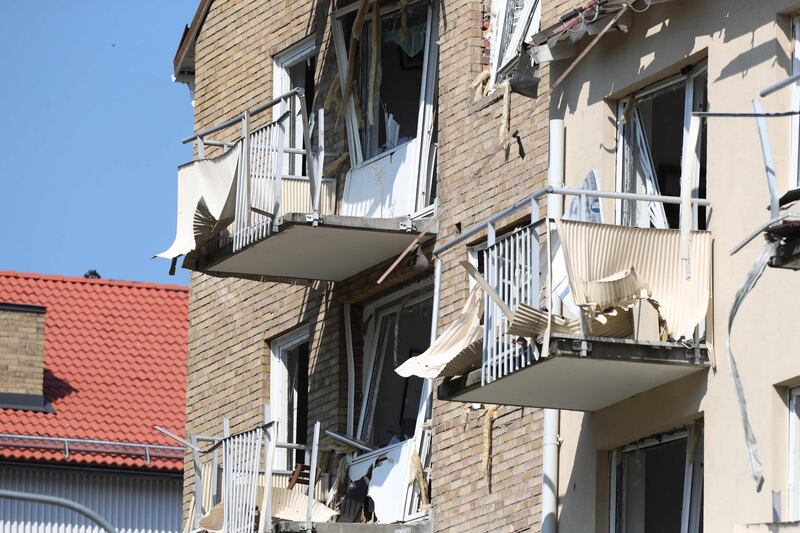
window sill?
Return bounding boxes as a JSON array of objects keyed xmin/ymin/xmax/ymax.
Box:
[{"xmin": 469, "ymin": 89, "xmax": 504, "ymax": 114}]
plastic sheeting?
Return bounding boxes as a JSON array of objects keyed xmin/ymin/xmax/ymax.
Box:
[
  {"xmin": 395, "ymin": 287, "xmax": 483, "ymax": 378},
  {"xmin": 557, "ymin": 219, "xmax": 712, "ymax": 340},
  {"xmin": 156, "ymin": 144, "xmax": 240, "ymax": 259}
]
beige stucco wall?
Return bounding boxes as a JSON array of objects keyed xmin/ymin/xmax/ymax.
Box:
[{"xmin": 551, "ymin": 0, "xmax": 800, "ymax": 530}]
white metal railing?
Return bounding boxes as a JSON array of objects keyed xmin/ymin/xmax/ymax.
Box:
[
  {"xmin": 222, "ymin": 427, "xmax": 263, "ymax": 533},
  {"xmin": 158, "ymin": 408, "xmax": 323, "ymax": 532},
  {"xmin": 482, "ymin": 224, "xmax": 539, "ymax": 384},
  {"xmin": 182, "ymin": 89, "xmax": 334, "ymax": 254},
  {"xmin": 434, "ymin": 186, "xmax": 712, "ymax": 386}
]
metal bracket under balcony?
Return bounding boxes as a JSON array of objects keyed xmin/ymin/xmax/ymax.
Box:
[
  {"xmin": 438, "ymin": 333, "xmax": 709, "ymax": 412},
  {"xmin": 193, "ymin": 213, "xmax": 430, "ymax": 282}
]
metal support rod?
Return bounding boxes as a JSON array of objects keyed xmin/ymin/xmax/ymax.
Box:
[
  {"xmin": 324, "ymin": 430, "xmax": 374, "ymax": 453},
  {"xmin": 760, "ymin": 71, "xmax": 800, "ymax": 98},
  {"xmin": 0, "ymin": 490, "xmax": 117, "ymax": 533},
  {"xmin": 752, "ymin": 99, "xmax": 781, "ymax": 218}
]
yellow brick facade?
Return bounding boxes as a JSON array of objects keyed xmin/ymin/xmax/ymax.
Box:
[{"xmin": 181, "ymin": 0, "xmax": 572, "ymax": 530}]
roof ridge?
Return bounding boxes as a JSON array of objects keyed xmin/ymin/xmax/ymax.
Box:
[{"xmin": 0, "ymin": 271, "xmax": 188, "ymax": 292}]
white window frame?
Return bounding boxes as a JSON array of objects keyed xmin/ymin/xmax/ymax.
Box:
[
  {"xmin": 489, "ymin": 0, "xmax": 542, "ymax": 87},
  {"xmin": 357, "ymin": 281, "xmax": 433, "ymax": 444},
  {"xmin": 614, "ymin": 63, "xmax": 707, "ymax": 227},
  {"xmin": 789, "ymin": 16, "xmax": 800, "ymax": 189},
  {"xmin": 609, "ymin": 427, "xmax": 703, "ymax": 533},
  {"xmin": 331, "ymin": 0, "xmax": 439, "ymax": 216},
  {"xmin": 273, "ymin": 35, "xmax": 316, "ymax": 176},
  {"xmin": 269, "ymin": 327, "xmax": 310, "ymax": 471},
  {"xmin": 788, "ymin": 387, "xmax": 800, "ymax": 519}
]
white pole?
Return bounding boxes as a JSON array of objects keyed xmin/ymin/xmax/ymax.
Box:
[{"xmin": 542, "ymin": 119, "xmax": 564, "ymax": 533}]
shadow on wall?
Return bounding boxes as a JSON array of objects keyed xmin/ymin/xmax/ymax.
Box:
[
  {"xmin": 44, "ymin": 368, "xmax": 77, "ymax": 403},
  {"xmin": 557, "ymin": 414, "xmax": 597, "ymax": 533},
  {"xmin": 552, "ymin": 0, "xmax": 790, "ymax": 115},
  {"xmin": 557, "ymin": 371, "xmax": 708, "ymax": 531}
]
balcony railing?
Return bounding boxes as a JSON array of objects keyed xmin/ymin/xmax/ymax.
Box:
[
  {"xmin": 483, "ymin": 223, "xmax": 538, "ymax": 384},
  {"xmin": 434, "ymin": 186, "xmax": 713, "ymax": 390},
  {"xmin": 182, "ymin": 88, "xmax": 335, "ymax": 254}
]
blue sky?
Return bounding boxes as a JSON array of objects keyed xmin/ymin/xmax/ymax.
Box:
[{"xmin": 0, "ymin": 1, "xmax": 197, "ymax": 285}]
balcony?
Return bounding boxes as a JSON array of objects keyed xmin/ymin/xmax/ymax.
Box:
[
  {"xmin": 157, "ymin": 88, "xmax": 435, "ymax": 283},
  {"xmin": 428, "ymin": 187, "xmax": 712, "ymax": 412}
]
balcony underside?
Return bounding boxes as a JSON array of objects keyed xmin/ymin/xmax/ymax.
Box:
[
  {"xmin": 194, "ymin": 213, "xmax": 427, "ymax": 282},
  {"xmin": 438, "ymin": 333, "xmax": 709, "ymax": 412}
]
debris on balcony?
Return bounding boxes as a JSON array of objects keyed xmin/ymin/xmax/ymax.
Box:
[
  {"xmin": 558, "ymin": 219, "xmax": 712, "ymax": 340},
  {"xmin": 156, "ymin": 144, "xmax": 240, "ymax": 260}
]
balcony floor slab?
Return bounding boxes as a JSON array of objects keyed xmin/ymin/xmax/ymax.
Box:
[
  {"xmin": 200, "ymin": 214, "xmax": 428, "ymax": 282},
  {"xmin": 439, "ymin": 336, "xmax": 709, "ymax": 412}
]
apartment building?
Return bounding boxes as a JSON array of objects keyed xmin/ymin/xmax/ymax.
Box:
[{"xmin": 160, "ymin": 0, "xmax": 800, "ymax": 531}]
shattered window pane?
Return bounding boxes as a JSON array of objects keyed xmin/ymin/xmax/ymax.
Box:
[
  {"xmin": 343, "ymin": 3, "xmax": 428, "ymax": 161},
  {"xmin": 360, "ymin": 298, "xmax": 432, "ymax": 448},
  {"xmin": 620, "ymin": 74, "xmax": 707, "ymax": 230}
]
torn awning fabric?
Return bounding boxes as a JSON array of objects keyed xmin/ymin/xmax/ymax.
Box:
[
  {"xmin": 395, "ymin": 287, "xmax": 483, "ymax": 379},
  {"xmin": 557, "ymin": 219, "xmax": 713, "ymax": 340},
  {"xmin": 156, "ymin": 143, "xmax": 241, "ymax": 259}
]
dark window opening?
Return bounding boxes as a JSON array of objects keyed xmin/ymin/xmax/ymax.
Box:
[{"xmin": 621, "ymin": 72, "xmax": 707, "ymax": 230}]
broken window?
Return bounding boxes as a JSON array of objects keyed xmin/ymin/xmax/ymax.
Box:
[
  {"xmin": 789, "ymin": 387, "xmax": 800, "ymax": 519},
  {"xmin": 333, "ymin": 1, "xmax": 438, "ymax": 217},
  {"xmin": 358, "ymin": 292, "xmax": 432, "ymax": 448},
  {"xmin": 612, "ymin": 428, "xmax": 703, "ymax": 533},
  {"xmin": 270, "ymin": 330, "xmax": 310, "ymax": 470},
  {"xmin": 490, "ymin": 0, "xmax": 541, "ymax": 84},
  {"xmin": 618, "ymin": 67, "xmax": 707, "ymax": 230}
]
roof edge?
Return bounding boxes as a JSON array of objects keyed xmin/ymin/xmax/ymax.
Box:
[
  {"xmin": 0, "ymin": 271, "xmax": 188, "ymax": 292},
  {"xmin": 173, "ymin": 0, "xmax": 214, "ymax": 77}
]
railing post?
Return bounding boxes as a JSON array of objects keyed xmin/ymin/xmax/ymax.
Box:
[
  {"xmin": 197, "ymin": 137, "xmax": 205, "ymax": 159},
  {"xmin": 306, "ymin": 421, "xmax": 321, "ymax": 528},
  {"xmin": 273, "ymin": 107, "xmax": 287, "ymax": 228},
  {"xmin": 259, "ymin": 405, "xmax": 274, "ymax": 533},
  {"xmin": 297, "ymin": 91, "xmax": 319, "ymax": 221},
  {"xmin": 242, "ymin": 112, "xmax": 251, "ymax": 226},
  {"xmin": 314, "ymin": 108, "xmax": 325, "ymax": 220},
  {"xmin": 191, "ymin": 435, "xmax": 203, "ymax": 529}
]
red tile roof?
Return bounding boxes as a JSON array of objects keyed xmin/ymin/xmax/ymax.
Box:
[{"xmin": 0, "ymin": 272, "xmax": 188, "ymax": 471}]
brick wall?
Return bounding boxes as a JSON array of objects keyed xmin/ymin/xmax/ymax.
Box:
[
  {"xmin": 0, "ymin": 305, "xmax": 45, "ymax": 397},
  {"xmin": 430, "ymin": 1, "xmax": 570, "ymax": 531},
  {"xmin": 181, "ymin": 0, "xmax": 573, "ymax": 529}
]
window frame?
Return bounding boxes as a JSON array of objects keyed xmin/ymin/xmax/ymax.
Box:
[
  {"xmin": 489, "ymin": 0, "xmax": 542, "ymax": 87},
  {"xmin": 788, "ymin": 387, "xmax": 800, "ymax": 519},
  {"xmin": 269, "ymin": 327, "xmax": 310, "ymax": 471},
  {"xmin": 614, "ymin": 63, "xmax": 708, "ymax": 228},
  {"xmin": 273, "ymin": 35, "xmax": 317, "ymax": 177},
  {"xmin": 357, "ymin": 281, "xmax": 433, "ymax": 446},
  {"xmin": 331, "ymin": 0, "xmax": 439, "ymax": 216},
  {"xmin": 609, "ymin": 426, "xmax": 703, "ymax": 533}
]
